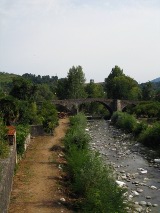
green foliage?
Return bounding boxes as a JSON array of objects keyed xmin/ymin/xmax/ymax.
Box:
[
  {"xmin": 38, "ymin": 101, "xmax": 58, "ymax": 133},
  {"xmin": 16, "ymin": 125, "xmax": 30, "ymax": 156},
  {"xmin": 133, "ymin": 121, "xmax": 147, "ymax": 137},
  {"xmin": 111, "ymin": 111, "xmax": 160, "ymax": 152},
  {"xmin": 10, "ymin": 77, "xmax": 37, "ymax": 101},
  {"xmin": 22, "ymin": 73, "xmax": 58, "ymax": 84},
  {"xmin": 70, "ymin": 112, "xmax": 87, "ymax": 128},
  {"xmin": 111, "ymin": 112, "xmax": 137, "ymax": 133},
  {"xmin": 0, "ymin": 72, "xmax": 18, "ymax": 83},
  {"xmin": 141, "ymin": 81, "xmax": 155, "ymax": 101},
  {"xmin": 132, "ymin": 101, "xmax": 160, "ymax": 118},
  {"xmin": 67, "ymin": 66, "xmax": 87, "ymax": 99},
  {"xmin": 35, "ymin": 84, "xmax": 55, "ymax": 102},
  {"xmin": 85, "ymin": 81, "xmax": 105, "ymax": 98},
  {"xmin": 0, "ymin": 118, "xmax": 9, "ymax": 158},
  {"xmin": 56, "ymin": 78, "xmax": 69, "ymax": 99},
  {"xmin": 105, "ymin": 66, "xmax": 141, "ymax": 100},
  {"xmin": 0, "ymin": 96, "xmax": 19, "ymax": 125},
  {"xmin": 64, "ymin": 113, "xmax": 128, "ymax": 212},
  {"xmin": 138, "ymin": 122, "xmax": 160, "ymax": 148}
]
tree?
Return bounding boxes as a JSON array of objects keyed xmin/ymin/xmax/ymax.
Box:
[
  {"xmin": 0, "ymin": 96, "xmax": 19, "ymax": 125},
  {"xmin": 56, "ymin": 78, "xmax": 69, "ymax": 99},
  {"xmin": 105, "ymin": 66, "xmax": 141, "ymax": 100},
  {"xmin": 105, "ymin": 66, "xmax": 124, "ymax": 98},
  {"xmin": 85, "ymin": 81, "xmax": 105, "ymax": 98},
  {"xmin": 67, "ymin": 66, "xmax": 87, "ymax": 99},
  {"xmin": 35, "ymin": 84, "xmax": 55, "ymax": 102},
  {"xmin": 10, "ymin": 77, "xmax": 37, "ymax": 101},
  {"xmin": 141, "ymin": 82, "xmax": 155, "ymax": 100},
  {"xmin": 38, "ymin": 101, "xmax": 58, "ymax": 134}
]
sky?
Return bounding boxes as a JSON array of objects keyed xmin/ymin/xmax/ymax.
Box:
[{"xmin": 0, "ymin": 0, "xmax": 160, "ymax": 83}]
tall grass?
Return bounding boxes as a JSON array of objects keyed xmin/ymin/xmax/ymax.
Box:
[{"xmin": 64, "ymin": 113, "xmax": 128, "ymax": 212}]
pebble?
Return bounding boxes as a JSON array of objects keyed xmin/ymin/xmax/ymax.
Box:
[
  {"xmin": 150, "ymin": 185, "xmax": 157, "ymax": 190},
  {"xmin": 146, "ymin": 196, "xmax": 151, "ymax": 199},
  {"xmin": 132, "ymin": 191, "xmax": 139, "ymax": 196},
  {"xmin": 60, "ymin": 198, "xmax": 66, "ymax": 202},
  {"xmin": 146, "ymin": 202, "xmax": 152, "ymax": 206},
  {"xmin": 139, "ymin": 201, "xmax": 147, "ymax": 206},
  {"xmin": 153, "ymin": 204, "xmax": 158, "ymax": 207},
  {"xmin": 136, "ymin": 188, "xmax": 143, "ymax": 193}
]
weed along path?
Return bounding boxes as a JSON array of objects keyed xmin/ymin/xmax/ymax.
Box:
[{"xmin": 9, "ymin": 118, "xmax": 73, "ymax": 213}]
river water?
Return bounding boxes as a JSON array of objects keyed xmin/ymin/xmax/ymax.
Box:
[{"xmin": 87, "ymin": 119, "xmax": 160, "ymax": 213}]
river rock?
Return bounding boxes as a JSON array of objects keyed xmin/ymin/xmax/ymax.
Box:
[
  {"xmin": 152, "ymin": 204, "xmax": 158, "ymax": 207},
  {"xmin": 116, "ymin": 180, "xmax": 126, "ymax": 187},
  {"xmin": 132, "ymin": 190, "xmax": 139, "ymax": 196},
  {"xmin": 139, "ymin": 201, "xmax": 147, "ymax": 206},
  {"xmin": 154, "ymin": 159, "xmax": 160, "ymax": 163},
  {"xmin": 146, "ymin": 196, "xmax": 151, "ymax": 199},
  {"xmin": 150, "ymin": 185, "xmax": 157, "ymax": 190},
  {"xmin": 136, "ymin": 188, "xmax": 143, "ymax": 193},
  {"xmin": 146, "ymin": 202, "xmax": 152, "ymax": 206}
]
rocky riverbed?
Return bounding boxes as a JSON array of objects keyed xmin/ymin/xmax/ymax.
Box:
[{"xmin": 87, "ymin": 119, "xmax": 160, "ymax": 213}]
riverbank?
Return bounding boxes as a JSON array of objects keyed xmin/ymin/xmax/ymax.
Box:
[
  {"xmin": 88, "ymin": 119, "xmax": 160, "ymax": 213},
  {"xmin": 9, "ymin": 118, "xmax": 73, "ymax": 213}
]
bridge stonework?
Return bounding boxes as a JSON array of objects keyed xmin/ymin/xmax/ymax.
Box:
[{"xmin": 52, "ymin": 98, "xmax": 139, "ymax": 114}]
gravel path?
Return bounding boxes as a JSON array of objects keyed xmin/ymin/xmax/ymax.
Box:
[{"xmin": 9, "ymin": 118, "xmax": 73, "ymax": 213}]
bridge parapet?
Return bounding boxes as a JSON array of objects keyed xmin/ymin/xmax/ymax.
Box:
[{"xmin": 51, "ymin": 98, "xmax": 140, "ymax": 114}]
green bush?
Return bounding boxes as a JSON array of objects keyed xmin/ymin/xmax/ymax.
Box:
[
  {"xmin": 138, "ymin": 122, "xmax": 160, "ymax": 148},
  {"xmin": 70, "ymin": 112, "xmax": 87, "ymax": 128},
  {"xmin": 111, "ymin": 112, "xmax": 137, "ymax": 133},
  {"xmin": 64, "ymin": 127, "xmax": 90, "ymax": 151},
  {"xmin": 38, "ymin": 101, "xmax": 58, "ymax": 134},
  {"xmin": 16, "ymin": 125, "xmax": 30, "ymax": 156},
  {"xmin": 133, "ymin": 121, "xmax": 147, "ymax": 137},
  {"xmin": 0, "ymin": 118, "xmax": 9, "ymax": 158}
]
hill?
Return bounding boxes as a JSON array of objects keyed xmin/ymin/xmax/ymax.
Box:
[
  {"xmin": 151, "ymin": 77, "xmax": 160, "ymax": 83},
  {"xmin": 0, "ymin": 72, "xmax": 19, "ymax": 83}
]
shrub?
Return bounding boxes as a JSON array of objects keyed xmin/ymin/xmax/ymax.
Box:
[
  {"xmin": 133, "ymin": 121, "xmax": 147, "ymax": 137},
  {"xmin": 70, "ymin": 112, "xmax": 87, "ymax": 128},
  {"xmin": 16, "ymin": 125, "xmax": 30, "ymax": 156},
  {"xmin": 64, "ymin": 127, "xmax": 90, "ymax": 151},
  {"xmin": 138, "ymin": 122, "xmax": 160, "ymax": 148},
  {"xmin": 111, "ymin": 112, "xmax": 137, "ymax": 133},
  {"xmin": 0, "ymin": 118, "xmax": 9, "ymax": 158}
]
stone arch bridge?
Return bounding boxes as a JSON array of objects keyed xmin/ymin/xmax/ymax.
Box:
[{"xmin": 52, "ymin": 98, "xmax": 139, "ymax": 115}]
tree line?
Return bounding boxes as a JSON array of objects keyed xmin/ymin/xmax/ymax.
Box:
[{"xmin": 0, "ymin": 65, "xmax": 160, "ymax": 157}]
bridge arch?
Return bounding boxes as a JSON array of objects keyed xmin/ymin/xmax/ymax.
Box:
[
  {"xmin": 51, "ymin": 98, "xmax": 141, "ymax": 115},
  {"xmin": 80, "ymin": 100, "xmax": 113, "ymax": 115}
]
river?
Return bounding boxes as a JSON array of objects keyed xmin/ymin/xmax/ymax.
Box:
[{"xmin": 87, "ymin": 119, "xmax": 160, "ymax": 213}]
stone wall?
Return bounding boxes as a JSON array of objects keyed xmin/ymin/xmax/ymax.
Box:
[
  {"xmin": 0, "ymin": 145, "xmax": 17, "ymax": 213},
  {"xmin": 0, "ymin": 134, "xmax": 31, "ymax": 213},
  {"xmin": 30, "ymin": 125, "xmax": 45, "ymax": 136}
]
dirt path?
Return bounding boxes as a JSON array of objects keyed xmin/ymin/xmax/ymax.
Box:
[{"xmin": 9, "ymin": 118, "xmax": 73, "ymax": 213}]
